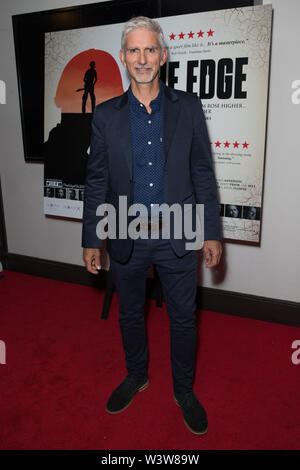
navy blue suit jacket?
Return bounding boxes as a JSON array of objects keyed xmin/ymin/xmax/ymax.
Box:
[{"xmin": 82, "ymin": 83, "xmax": 222, "ymax": 263}]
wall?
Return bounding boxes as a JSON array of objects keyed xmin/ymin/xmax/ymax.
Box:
[{"xmin": 0, "ymin": 0, "xmax": 299, "ymax": 302}]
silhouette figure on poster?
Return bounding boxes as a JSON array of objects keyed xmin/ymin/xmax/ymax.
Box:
[
  {"xmin": 44, "ymin": 50, "xmax": 124, "ymax": 189},
  {"xmin": 80, "ymin": 61, "xmax": 97, "ymax": 114}
]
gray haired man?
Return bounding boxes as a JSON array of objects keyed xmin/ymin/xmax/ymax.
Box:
[{"xmin": 82, "ymin": 16, "xmax": 222, "ymax": 435}]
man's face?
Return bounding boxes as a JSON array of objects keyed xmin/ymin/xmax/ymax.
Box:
[
  {"xmin": 248, "ymin": 207, "xmax": 256, "ymax": 220},
  {"xmin": 119, "ymin": 27, "xmax": 167, "ymax": 84},
  {"xmin": 229, "ymin": 205, "xmax": 239, "ymax": 218}
]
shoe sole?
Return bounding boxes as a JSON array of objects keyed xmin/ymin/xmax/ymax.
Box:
[
  {"xmin": 106, "ymin": 380, "xmax": 149, "ymax": 414},
  {"xmin": 173, "ymin": 395, "xmax": 208, "ymax": 435}
]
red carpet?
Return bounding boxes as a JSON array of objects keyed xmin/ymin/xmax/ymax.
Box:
[{"xmin": 0, "ymin": 270, "xmax": 299, "ymax": 450}]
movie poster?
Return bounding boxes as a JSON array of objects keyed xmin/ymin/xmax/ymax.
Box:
[
  {"xmin": 43, "ymin": 21, "xmax": 127, "ymax": 219},
  {"xmin": 44, "ymin": 5, "xmax": 272, "ymax": 242}
]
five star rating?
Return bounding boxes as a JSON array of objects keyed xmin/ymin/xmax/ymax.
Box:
[{"xmin": 169, "ymin": 29, "xmax": 215, "ymax": 40}]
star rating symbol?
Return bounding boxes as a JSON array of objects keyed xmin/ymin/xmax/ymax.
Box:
[
  {"xmin": 212, "ymin": 140, "xmax": 250, "ymax": 150},
  {"xmin": 168, "ymin": 28, "xmax": 216, "ymax": 40}
]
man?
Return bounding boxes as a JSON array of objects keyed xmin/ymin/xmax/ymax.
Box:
[
  {"xmin": 226, "ymin": 204, "xmax": 240, "ymax": 218},
  {"xmin": 244, "ymin": 206, "xmax": 259, "ymax": 220},
  {"xmin": 56, "ymin": 188, "xmax": 65, "ymax": 199},
  {"xmin": 82, "ymin": 17, "xmax": 222, "ymax": 435},
  {"xmin": 82, "ymin": 61, "xmax": 97, "ymax": 114}
]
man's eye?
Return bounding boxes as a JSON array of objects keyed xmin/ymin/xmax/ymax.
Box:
[{"xmin": 129, "ymin": 49, "xmax": 137, "ymax": 53}]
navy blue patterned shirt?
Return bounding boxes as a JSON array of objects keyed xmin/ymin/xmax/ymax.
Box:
[{"xmin": 128, "ymin": 83, "xmax": 164, "ymax": 218}]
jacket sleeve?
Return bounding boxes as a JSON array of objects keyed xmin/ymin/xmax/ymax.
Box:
[
  {"xmin": 190, "ymin": 98, "xmax": 222, "ymax": 241},
  {"xmin": 81, "ymin": 106, "xmax": 108, "ymax": 248}
]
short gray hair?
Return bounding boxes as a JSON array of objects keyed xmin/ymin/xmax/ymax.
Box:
[{"xmin": 121, "ymin": 16, "xmax": 167, "ymax": 58}]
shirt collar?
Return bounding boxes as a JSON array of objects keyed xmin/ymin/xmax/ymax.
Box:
[{"xmin": 128, "ymin": 80, "xmax": 163, "ymax": 114}]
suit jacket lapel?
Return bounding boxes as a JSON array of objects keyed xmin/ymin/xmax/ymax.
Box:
[
  {"xmin": 114, "ymin": 92, "xmax": 133, "ymax": 181},
  {"xmin": 162, "ymin": 84, "xmax": 180, "ymax": 166}
]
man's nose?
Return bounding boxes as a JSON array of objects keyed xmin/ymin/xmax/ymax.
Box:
[{"xmin": 139, "ymin": 49, "xmax": 147, "ymax": 64}]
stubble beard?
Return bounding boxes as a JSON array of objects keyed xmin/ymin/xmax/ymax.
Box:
[{"xmin": 130, "ymin": 65, "xmax": 159, "ymax": 84}]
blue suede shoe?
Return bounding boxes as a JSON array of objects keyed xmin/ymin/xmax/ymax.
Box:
[
  {"xmin": 106, "ymin": 375, "xmax": 149, "ymax": 414},
  {"xmin": 174, "ymin": 391, "xmax": 208, "ymax": 435}
]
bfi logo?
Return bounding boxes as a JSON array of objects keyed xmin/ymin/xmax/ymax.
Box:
[
  {"xmin": 0, "ymin": 80, "xmax": 5, "ymax": 104},
  {"xmin": 0, "ymin": 340, "xmax": 6, "ymax": 364}
]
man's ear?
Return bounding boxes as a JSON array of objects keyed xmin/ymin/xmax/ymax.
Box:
[
  {"xmin": 119, "ymin": 49, "xmax": 126, "ymax": 68},
  {"xmin": 160, "ymin": 48, "xmax": 168, "ymax": 67}
]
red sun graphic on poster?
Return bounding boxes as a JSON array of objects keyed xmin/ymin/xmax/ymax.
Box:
[{"xmin": 54, "ymin": 49, "xmax": 124, "ymax": 113}]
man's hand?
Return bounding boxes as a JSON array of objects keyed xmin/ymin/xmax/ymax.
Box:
[
  {"xmin": 83, "ymin": 248, "xmax": 101, "ymax": 274},
  {"xmin": 203, "ymin": 240, "xmax": 222, "ymax": 268}
]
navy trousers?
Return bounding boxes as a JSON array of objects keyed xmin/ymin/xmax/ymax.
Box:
[{"xmin": 110, "ymin": 232, "xmax": 198, "ymax": 395}]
